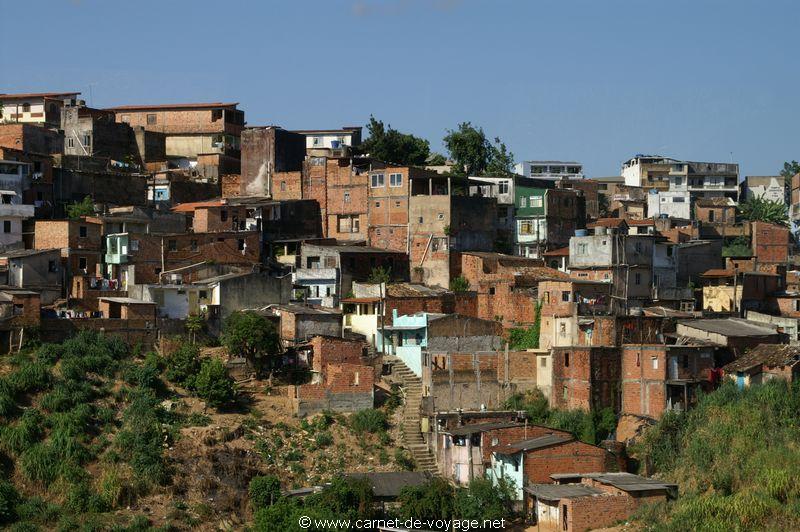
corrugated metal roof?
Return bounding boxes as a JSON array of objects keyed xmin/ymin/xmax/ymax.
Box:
[
  {"xmin": 679, "ymin": 318, "xmax": 778, "ymax": 338},
  {"xmin": 524, "ymin": 483, "xmax": 604, "ymax": 500},
  {"xmin": 494, "ymin": 433, "xmax": 572, "ymax": 454},
  {"xmin": 445, "ymin": 422, "xmax": 522, "ymax": 436}
]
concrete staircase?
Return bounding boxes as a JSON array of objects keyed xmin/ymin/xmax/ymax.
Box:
[{"xmin": 389, "ymin": 357, "xmax": 438, "ymax": 474}]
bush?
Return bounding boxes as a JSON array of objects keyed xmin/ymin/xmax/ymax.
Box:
[
  {"xmin": 220, "ymin": 311, "xmax": 280, "ymax": 374},
  {"xmin": 39, "ymin": 380, "xmax": 95, "ymax": 413},
  {"xmin": 0, "ymin": 480, "xmax": 19, "ymax": 524},
  {"xmin": 7, "ymin": 361, "xmax": 52, "ymax": 395},
  {"xmin": 194, "ymin": 358, "xmax": 235, "ymax": 408},
  {"xmin": 0, "ymin": 379, "xmax": 16, "ymax": 418},
  {"xmin": 0, "ymin": 409, "xmax": 44, "ymax": 454},
  {"xmin": 115, "ymin": 389, "xmax": 170, "ymax": 487},
  {"xmin": 314, "ymin": 432, "xmax": 333, "ymax": 448},
  {"xmin": 19, "ymin": 443, "xmax": 61, "ymax": 484},
  {"xmin": 349, "ymin": 409, "xmax": 387, "ymax": 434},
  {"xmin": 164, "ymin": 343, "xmax": 201, "ymax": 388},
  {"xmin": 122, "ymin": 362, "xmax": 161, "ymax": 391},
  {"xmin": 394, "ymin": 449, "xmax": 415, "ymax": 470},
  {"xmin": 249, "ymin": 475, "xmax": 282, "ymax": 509}
]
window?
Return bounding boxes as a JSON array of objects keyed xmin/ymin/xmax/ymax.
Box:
[
  {"xmin": 540, "ymin": 358, "xmax": 547, "ymax": 368},
  {"xmin": 120, "ymin": 114, "xmax": 130, "ymax": 123},
  {"xmin": 488, "ymin": 287, "xmax": 496, "ymax": 295},
  {"xmin": 395, "ymin": 201, "xmax": 401, "ymax": 207},
  {"xmin": 564, "ymin": 352, "xmax": 570, "ymax": 367},
  {"xmin": 519, "ymin": 220, "xmax": 533, "ymax": 235},
  {"xmin": 532, "ymin": 166, "xmax": 545, "ymax": 174},
  {"xmin": 561, "ymin": 291, "xmax": 570, "ymax": 302},
  {"xmin": 338, "ymin": 215, "xmax": 360, "ymax": 233},
  {"xmin": 577, "ymin": 243, "xmax": 588, "ymax": 254},
  {"xmin": 312, "ymin": 136, "xmax": 322, "ymax": 147},
  {"xmin": 130, "ymin": 239, "xmax": 139, "ymax": 251},
  {"xmin": 168, "ymin": 240, "xmax": 177, "ymax": 251},
  {"xmin": 238, "ymin": 239, "xmax": 245, "ymax": 250},
  {"xmin": 520, "ymin": 197, "xmax": 527, "ymax": 208},
  {"xmin": 651, "ymin": 357, "xmax": 659, "ymax": 370},
  {"xmin": 2, "ymin": 221, "xmax": 9, "ymax": 234},
  {"xmin": 22, "ymin": 103, "xmax": 30, "ymax": 113},
  {"xmin": 220, "ymin": 209, "xmax": 228, "ymax": 222},
  {"xmin": 390, "ymin": 173, "xmax": 403, "ymax": 187},
  {"xmin": 437, "ymin": 213, "xmax": 444, "ymax": 220},
  {"xmin": 635, "ymin": 241, "xmax": 642, "ymax": 253},
  {"xmin": 708, "ymin": 210, "xmax": 715, "ymax": 222},
  {"xmin": 682, "ymin": 355, "xmax": 689, "ymax": 369},
  {"xmin": 67, "ymin": 138, "xmax": 75, "ymax": 148},
  {"xmin": 666, "ymin": 246, "xmax": 673, "ymax": 257},
  {"xmin": 199, "ymin": 290, "xmax": 208, "ymax": 299},
  {"xmin": 83, "ymin": 134, "xmax": 91, "ymax": 146},
  {"xmin": 371, "ymin": 173, "xmax": 385, "ymax": 188},
  {"xmin": 146, "ymin": 114, "xmax": 157, "ymax": 125},
  {"xmin": 674, "ymin": 176, "xmax": 682, "ymax": 186},
  {"xmin": 48, "ymin": 260, "xmax": 57, "ymax": 273},
  {"xmin": 280, "ymin": 181, "xmax": 286, "ymax": 191},
  {"xmin": 190, "ymin": 239, "xmax": 198, "ymax": 252},
  {"xmin": 498, "ymin": 181, "xmax": 509, "ymax": 194},
  {"xmin": 635, "ymin": 272, "xmax": 642, "ymax": 285},
  {"xmin": 563, "ymin": 385, "xmax": 568, "ymax": 401},
  {"xmin": 375, "ymin": 201, "xmax": 381, "ymax": 208},
  {"xmin": 530, "ymin": 195, "xmax": 543, "ymax": 208},
  {"xmin": 344, "ymin": 192, "xmax": 351, "ymax": 203},
  {"xmin": 79, "ymin": 225, "xmax": 87, "ymax": 238},
  {"xmin": 78, "ymin": 257, "xmax": 87, "ymax": 270},
  {"xmin": 211, "ymin": 109, "xmax": 223, "ymax": 121}
]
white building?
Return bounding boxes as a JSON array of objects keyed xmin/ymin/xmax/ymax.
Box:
[
  {"xmin": 514, "ymin": 161, "xmax": 584, "ymax": 180},
  {"xmin": 647, "ymin": 189, "xmax": 691, "ymax": 219},
  {"xmin": 0, "ymin": 91, "xmax": 81, "ymax": 126},
  {"xmin": 0, "ymin": 161, "xmax": 35, "ymax": 250},
  {"xmin": 622, "ymin": 155, "xmax": 739, "ymax": 201},
  {"xmin": 293, "ymin": 127, "xmax": 362, "ymax": 153},
  {"xmin": 742, "ymin": 175, "xmax": 786, "ymax": 204}
]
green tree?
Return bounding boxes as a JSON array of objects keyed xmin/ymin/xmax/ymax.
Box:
[
  {"xmin": 443, "ymin": 122, "xmax": 514, "ymax": 176},
  {"xmin": 66, "ymin": 196, "xmax": 94, "ymax": 219},
  {"xmin": 221, "ymin": 311, "xmax": 280, "ymax": 374},
  {"xmin": 781, "ymin": 160, "xmax": 800, "ymax": 185},
  {"xmin": 450, "ymin": 276, "xmax": 470, "ymax": 292},
  {"xmin": 249, "ymin": 475, "xmax": 283, "ymax": 509},
  {"xmin": 396, "ymin": 477, "xmax": 455, "ymax": 520},
  {"xmin": 185, "ymin": 314, "xmax": 204, "ymax": 344},
  {"xmin": 427, "ymin": 152, "xmax": 447, "ymax": 166},
  {"xmin": 164, "ymin": 343, "xmax": 201, "ymax": 388},
  {"xmin": 737, "ymin": 196, "xmax": 789, "ymax": 226},
  {"xmin": 194, "ymin": 358, "xmax": 235, "ymax": 408},
  {"xmin": 366, "ymin": 265, "xmax": 391, "ymax": 284},
  {"xmin": 357, "ymin": 115, "xmax": 430, "ymax": 165},
  {"xmin": 454, "ymin": 477, "xmax": 515, "ymax": 521}
]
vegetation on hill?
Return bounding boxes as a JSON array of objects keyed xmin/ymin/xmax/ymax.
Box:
[
  {"xmin": 503, "ymin": 389, "xmax": 616, "ymax": 446},
  {"xmin": 356, "ymin": 115, "xmax": 431, "ymax": 166},
  {"xmin": 631, "ymin": 380, "xmax": 800, "ymax": 531},
  {"xmin": 737, "ymin": 196, "xmax": 789, "ymax": 226},
  {"xmin": 443, "ymin": 122, "xmax": 514, "ymax": 176}
]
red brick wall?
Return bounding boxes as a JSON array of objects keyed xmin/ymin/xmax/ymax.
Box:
[
  {"xmin": 523, "ymin": 440, "xmax": 613, "ymax": 484},
  {"xmin": 35, "ymin": 219, "xmax": 102, "ymax": 256},
  {"xmin": 695, "ymin": 205, "xmax": 735, "ymax": 224},
  {"xmin": 368, "ymin": 166, "xmax": 416, "ymax": 252},
  {"xmin": 114, "ymin": 108, "xmax": 240, "ymax": 136},
  {"xmin": 310, "ymin": 335, "xmax": 366, "ymax": 374},
  {"xmin": 752, "ymin": 221, "xmax": 791, "ymax": 264},
  {"xmin": 621, "ymin": 345, "xmax": 666, "ymax": 418},
  {"xmin": 192, "ymin": 205, "xmax": 249, "ymax": 232},
  {"xmin": 565, "ymin": 493, "xmax": 645, "ymax": 532},
  {"xmin": 271, "ymin": 171, "xmax": 303, "ymax": 200},
  {"xmin": 551, "ymin": 347, "xmax": 621, "ymax": 412}
]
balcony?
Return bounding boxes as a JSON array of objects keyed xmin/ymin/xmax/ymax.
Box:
[{"xmin": 577, "ymin": 303, "xmax": 611, "ymax": 315}]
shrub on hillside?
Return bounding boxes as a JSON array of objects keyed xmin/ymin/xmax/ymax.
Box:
[
  {"xmin": 164, "ymin": 343, "xmax": 201, "ymax": 388},
  {"xmin": 249, "ymin": 475, "xmax": 282, "ymax": 509},
  {"xmin": 194, "ymin": 358, "xmax": 235, "ymax": 408},
  {"xmin": 349, "ymin": 409, "xmax": 387, "ymax": 434},
  {"xmin": 0, "ymin": 480, "xmax": 19, "ymax": 524}
]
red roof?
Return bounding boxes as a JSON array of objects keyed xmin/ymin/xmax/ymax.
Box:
[
  {"xmin": 0, "ymin": 91, "xmax": 80, "ymax": 100},
  {"xmin": 171, "ymin": 200, "xmax": 224, "ymax": 213},
  {"xmin": 627, "ymin": 219, "xmax": 655, "ymax": 226},
  {"xmin": 587, "ymin": 218, "xmax": 628, "ymax": 228},
  {"xmin": 542, "ymin": 247, "xmax": 569, "ymax": 257},
  {"xmin": 106, "ymin": 102, "xmax": 238, "ymax": 111}
]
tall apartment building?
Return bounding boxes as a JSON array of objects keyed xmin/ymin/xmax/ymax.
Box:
[
  {"xmin": 514, "ymin": 160, "xmax": 584, "ymax": 180},
  {"xmin": 621, "ymin": 155, "xmax": 739, "ymax": 201},
  {"xmin": 0, "ymin": 91, "xmax": 80, "ymax": 127},
  {"xmin": 107, "ymin": 102, "xmax": 245, "ymax": 178}
]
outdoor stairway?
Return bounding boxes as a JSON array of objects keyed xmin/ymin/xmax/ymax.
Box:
[{"xmin": 388, "ymin": 357, "xmax": 438, "ymax": 474}]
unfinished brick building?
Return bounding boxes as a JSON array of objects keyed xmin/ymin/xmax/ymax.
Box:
[{"xmin": 550, "ymin": 346, "xmax": 621, "ymax": 413}]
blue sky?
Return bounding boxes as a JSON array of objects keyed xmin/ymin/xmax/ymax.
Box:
[{"xmin": 1, "ymin": 0, "xmax": 798, "ymax": 177}]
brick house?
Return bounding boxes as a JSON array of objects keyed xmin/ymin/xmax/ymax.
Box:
[
  {"xmin": 550, "ymin": 347, "xmax": 621, "ymax": 412},
  {"xmin": 408, "ymin": 173, "xmax": 497, "ymax": 288},
  {"xmin": 538, "ymin": 279, "xmax": 614, "ymax": 349},
  {"xmin": 438, "ymin": 422, "xmax": 570, "ymax": 486},
  {"xmin": 524, "ymin": 472, "xmax": 676, "ymax": 531},
  {"xmin": 489, "ymin": 434, "xmax": 616, "ymax": 500},
  {"xmin": 0, "ymin": 248, "xmax": 63, "ymax": 304},
  {"xmin": 700, "ymin": 269, "xmax": 781, "ymax": 315},
  {"xmin": 620, "ymin": 344, "xmax": 715, "ymax": 419},
  {"xmin": 367, "ymin": 166, "xmax": 440, "ymax": 253},
  {"xmin": 98, "ymin": 296, "xmax": 157, "ymax": 320},
  {"xmin": 104, "ymin": 230, "xmax": 260, "ymax": 288},
  {"xmin": 751, "ymin": 221, "xmax": 792, "ymax": 265},
  {"xmin": 291, "ymin": 335, "xmax": 374, "ymax": 416},
  {"xmin": 723, "ymin": 344, "xmax": 800, "ymax": 388},
  {"xmin": 268, "ymin": 304, "xmax": 342, "ymax": 347},
  {"xmin": 239, "ymin": 126, "xmax": 306, "ymax": 197},
  {"xmin": 34, "ymin": 218, "xmax": 103, "ymax": 296},
  {"xmin": 460, "ymin": 252, "xmax": 572, "ymax": 327},
  {"xmin": 694, "ymin": 197, "xmax": 736, "ymax": 224},
  {"xmin": 107, "ymin": 102, "xmax": 245, "ymax": 179},
  {"xmin": 676, "ymin": 318, "xmax": 781, "ymax": 358}
]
